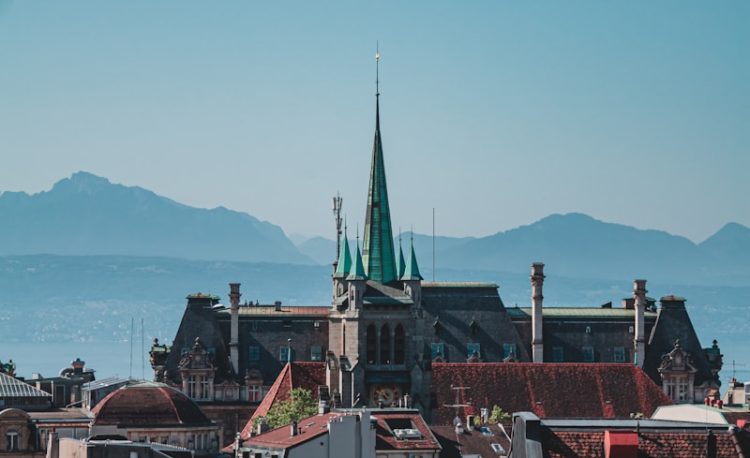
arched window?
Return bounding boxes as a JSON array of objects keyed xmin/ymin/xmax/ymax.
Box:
[
  {"xmin": 394, "ymin": 324, "xmax": 405, "ymax": 364},
  {"xmin": 366, "ymin": 324, "xmax": 377, "ymax": 365},
  {"xmin": 380, "ymin": 324, "xmax": 391, "ymax": 365}
]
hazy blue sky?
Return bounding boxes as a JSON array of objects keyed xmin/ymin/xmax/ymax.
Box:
[{"xmin": 1, "ymin": 1, "xmax": 747, "ymax": 242}]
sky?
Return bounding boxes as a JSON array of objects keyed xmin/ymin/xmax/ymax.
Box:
[{"xmin": 0, "ymin": 1, "xmax": 747, "ymax": 243}]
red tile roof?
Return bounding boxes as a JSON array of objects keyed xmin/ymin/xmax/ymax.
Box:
[
  {"xmin": 543, "ymin": 430, "xmax": 745, "ymax": 458},
  {"xmin": 431, "ymin": 363, "xmax": 672, "ymax": 425},
  {"xmin": 240, "ymin": 362, "xmax": 325, "ymax": 439},
  {"xmin": 244, "ymin": 412, "xmax": 338, "ymax": 450},
  {"xmin": 372, "ymin": 410, "xmax": 442, "ymax": 452},
  {"xmin": 91, "ymin": 382, "xmax": 212, "ymax": 427}
]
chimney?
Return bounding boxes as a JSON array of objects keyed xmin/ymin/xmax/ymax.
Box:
[
  {"xmin": 256, "ymin": 418, "xmax": 269, "ymax": 435},
  {"xmin": 319, "ymin": 399, "xmax": 329, "ymax": 414},
  {"xmin": 531, "ymin": 263, "xmax": 545, "ymax": 363},
  {"xmin": 706, "ymin": 430, "xmax": 717, "ymax": 458},
  {"xmin": 45, "ymin": 430, "xmax": 59, "ymax": 458},
  {"xmin": 604, "ymin": 430, "xmax": 638, "ymax": 458},
  {"xmin": 290, "ymin": 420, "xmax": 298, "ymax": 437},
  {"xmin": 275, "ymin": 300, "xmax": 282, "ymax": 312},
  {"xmin": 633, "ymin": 280, "xmax": 647, "ymax": 367},
  {"xmin": 229, "ymin": 283, "xmax": 241, "ymax": 374}
]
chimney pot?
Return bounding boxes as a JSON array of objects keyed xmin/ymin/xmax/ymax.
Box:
[
  {"xmin": 275, "ymin": 300, "xmax": 282, "ymax": 311},
  {"xmin": 290, "ymin": 420, "xmax": 298, "ymax": 437}
]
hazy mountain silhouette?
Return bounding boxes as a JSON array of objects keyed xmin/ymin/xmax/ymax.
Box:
[
  {"xmin": 0, "ymin": 172, "xmax": 312, "ymax": 264},
  {"xmin": 409, "ymin": 213, "xmax": 749, "ymax": 286}
]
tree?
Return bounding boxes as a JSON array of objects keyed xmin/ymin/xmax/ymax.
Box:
[
  {"xmin": 489, "ymin": 405, "xmax": 510, "ymax": 424},
  {"xmin": 265, "ymin": 388, "xmax": 318, "ymax": 429}
]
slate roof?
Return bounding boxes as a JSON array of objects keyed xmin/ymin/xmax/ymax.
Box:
[
  {"xmin": 431, "ymin": 363, "xmax": 672, "ymax": 425},
  {"xmin": 0, "ymin": 372, "xmax": 52, "ymax": 399},
  {"xmin": 422, "ymin": 285, "xmax": 530, "ymax": 363},
  {"xmin": 241, "ymin": 362, "xmax": 326, "ymax": 439},
  {"xmin": 91, "ymin": 382, "xmax": 213, "ymax": 427},
  {"xmin": 220, "ymin": 306, "xmax": 329, "ymax": 317},
  {"xmin": 507, "ymin": 307, "xmax": 658, "ymax": 320},
  {"xmin": 643, "ymin": 297, "xmax": 716, "ymax": 386},
  {"xmin": 363, "ymin": 280, "xmax": 412, "ymax": 304}
]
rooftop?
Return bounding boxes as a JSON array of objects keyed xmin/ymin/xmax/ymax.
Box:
[
  {"xmin": 244, "ymin": 412, "xmax": 338, "ymax": 450},
  {"xmin": 0, "ymin": 372, "xmax": 52, "ymax": 399},
  {"xmin": 372, "ymin": 410, "xmax": 442, "ymax": 451},
  {"xmin": 431, "ymin": 363, "xmax": 672, "ymax": 425},
  {"xmin": 507, "ymin": 306, "xmax": 658, "ymax": 320},
  {"xmin": 422, "ymin": 282, "xmax": 499, "ymax": 289},
  {"xmin": 217, "ymin": 305, "xmax": 329, "ymax": 317}
]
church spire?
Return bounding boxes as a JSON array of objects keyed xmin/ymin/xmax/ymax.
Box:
[
  {"xmin": 402, "ymin": 234, "xmax": 423, "ymax": 281},
  {"xmin": 333, "ymin": 226, "xmax": 352, "ymax": 279},
  {"xmin": 362, "ymin": 46, "xmax": 397, "ymax": 284},
  {"xmin": 398, "ymin": 231, "xmax": 406, "ymax": 280}
]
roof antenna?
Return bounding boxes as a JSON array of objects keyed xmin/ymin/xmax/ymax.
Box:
[
  {"xmin": 432, "ymin": 207, "xmax": 436, "ymax": 282},
  {"xmin": 333, "ymin": 193, "xmax": 343, "ymax": 263}
]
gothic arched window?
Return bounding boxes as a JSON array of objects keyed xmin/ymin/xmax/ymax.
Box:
[
  {"xmin": 366, "ymin": 324, "xmax": 377, "ymax": 365},
  {"xmin": 380, "ymin": 324, "xmax": 391, "ymax": 365},
  {"xmin": 394, "ymin": 324, "xmax": 406, "ymax": 364}
]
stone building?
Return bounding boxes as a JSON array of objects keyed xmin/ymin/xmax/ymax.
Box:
[{"xmin": 152, "ymin": 85, "xmax": 723, "ymax": 433}]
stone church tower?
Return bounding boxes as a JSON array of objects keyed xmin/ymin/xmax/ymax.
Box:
[{"xmin": 327, "ymin": 78, "xmax": 428, "ymax": 410}]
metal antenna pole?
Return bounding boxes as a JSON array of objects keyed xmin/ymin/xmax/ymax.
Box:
[
  {"xmin": 333, "ymin": 194, "xmax": 343, "ymax": 262},
  {"xmin": 432, "ymin": 208, "xmax": 436, "ymax": 282},
  {"xmin": 129, "ymin": 317, "xmax": 134, "ymax": 380}
]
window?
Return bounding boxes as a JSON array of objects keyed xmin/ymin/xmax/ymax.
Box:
[
  {"xmin": 467, "ymin": 343, "xmax": 481, "ymax": 359},
  {"xmin": 394, "ymin": 324, "xmax": 406, "ymax": 364},
  {"xmin": 582, "ymin": 346, "xmax": 595, "ymax": 362},
  {"xmin": 552, "ymin": 346, "xmax": 564, "ymax": 362},
  {"xmin": 585, "ymin": 326, "xmax": 592, "ymax": 334},
  {"xmin": 502, "ymin": 343, "xmax": 517, "ymax": 359},
  {"xmin": 380, "ymin": 324, "xmax": 391, "ymax": 364},
  {"xmin": 366, "ymin": 324, "xmax": 377, "ymax": 364},
  {"xmin": 310, "ymin": 345, "xmax": 323, "ymax": 361},
  {"xmin": 280, "ymin": 346, "xmax": 292, "ymax": 363},
  {"xmin": 613, "ymin": 346, "xmax": 626, "ymax": 363},
  {"xmin": 248, "ymin": 345, "xmax": 260, "ymax": 361},
  {"xmin": 6, "ymin": 431, "xmax": 18, "ymax": 452},
  {"xmin": 431, "ymin": 343, "xmax": 445, "ymax": 360},
  {"xmin": 249, "ymin": 384, "xmax": 262, "ymax": 402}
]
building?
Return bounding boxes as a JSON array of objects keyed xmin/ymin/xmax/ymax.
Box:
[
  {"xmin": 90, "ymin": 382, "xmax": 220, "ymax": 456},
  {"xmin": 0, "ymin": 372, "xmax": 52, "ymax": 412},
  {"xmin": 28, "ymin": 358, "xmax": 96, "ymax": 409},
  {"xmin": 81, "ymin": 377, "xmax": 130, "ymax": 410},
  {"xmin": 508, "ymin": 411, "xmax": 750, "ymax": 458},
  {"xmin": 53, "ymin": 437, "xmax": 193, "ymax": 458},
  {"xmin": 0, "ymin": 408, "xmax": 45, "ymax": 457},
  {"xmin": 235, "ymin": 408, "xmax": 440, "ymax": 458},
  {"xmin": 652, "ymin": 403, "xmax": 750, "ymax": 427},
  {"xmin": 431, "ymin": 423, "xmax": 511, "ymax": 458},
  {"xmin": 151, "ymin": 78, "xmax": 722, "ymax": 428}
]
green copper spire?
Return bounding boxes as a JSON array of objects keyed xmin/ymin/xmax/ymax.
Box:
[
  {"xmin": 362, "ymin": 64, "xmax": 397, "ymax": 284},
  {"xmin": 397, "ymin": 235, "xmax": 406, "ymax": 280},
  {"xmin": 347, "ymin": 239, "xmax": 367, "ymax": 280},
  {"xmin": 402, "ymin": 238, "xmax": 423, "ymax": 281},
  {"xmin": 333, "ymin": 230, "xmax": 352, "ymax": 278}
]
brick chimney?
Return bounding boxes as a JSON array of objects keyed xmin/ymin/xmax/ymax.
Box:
[
  {"xmin": 633, "ymin": 279, "xmax": 647, "ymax": 367},
  {"xmin": 531, "ymin": 263, "xmax": 545, "ymax": 363},
  {"xmin": 229, "ymin": 283, "xmax": 241, "ymax": 374}
]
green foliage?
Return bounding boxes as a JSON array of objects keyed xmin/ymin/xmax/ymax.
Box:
[
  {"xmin": 489, "ymin": 405, "xmax": 510, "ymax": 424},
  {"xmin": 473, "ymin": 415, "xmax": 482, "ymax": 427},
  {"xmin": 265, "ymin": 388, "xmax": 318, "ymax": 429}
]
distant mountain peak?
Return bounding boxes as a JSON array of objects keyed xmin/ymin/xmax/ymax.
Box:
[{"xmin": 52, "ymin": 171, "xmax": 114, "ymax": 195}]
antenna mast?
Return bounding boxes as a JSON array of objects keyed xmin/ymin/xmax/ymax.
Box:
[
  {"xmin": 375, "ymin": 41, "xmax": 380, "ymax": 96},
  {"xmin": 333, "ymin": 194, "xmax": 343, "ymax": 263}
]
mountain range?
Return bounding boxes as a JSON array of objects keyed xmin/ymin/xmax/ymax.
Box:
[
  {"xmin": 0, "ymin": 172, "xmax": 311, "ymax": 264},
  {"xmin": 2, "ymin": 171, "xmax": 749, "ymax": 286}
]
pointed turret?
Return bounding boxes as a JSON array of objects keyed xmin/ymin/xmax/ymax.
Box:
[
  {"xmin": 333, "ymin": 231, "xmax": 352, "ymax": 278},
  {"xmin": 402, "ymin": 239, "xmax": 423, "ymax": 281},
  {"xmin": 347, "ymin": 241, "xmax": 367, "ymax": 281},
  {"xmin": 397, "ymin": 236, "xmax": 406, "ymax": 280},
  {"xmin": 362, "ymin": 91, "xmax": 397, "ymax": 283}
]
